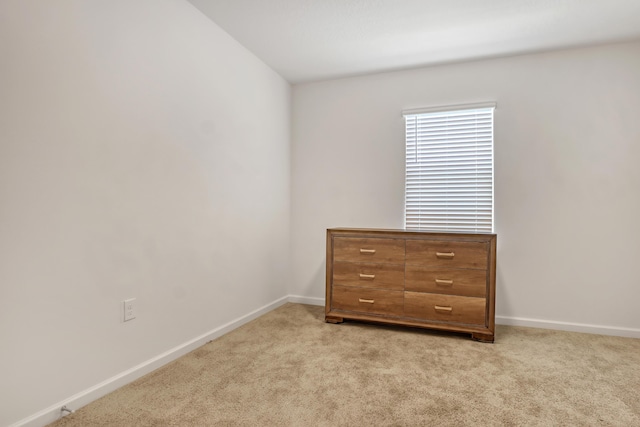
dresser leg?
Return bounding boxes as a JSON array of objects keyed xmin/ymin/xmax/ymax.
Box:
[
  {"xmin": 325, "ymin": 316, "xmax": 344, "ymax": 324},
  {"xmin": 471, "ymin": 333, "xmax": 494, "ymax": 343}
]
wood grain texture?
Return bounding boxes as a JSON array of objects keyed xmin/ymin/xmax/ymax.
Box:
[
  {"xmin": 333, "ymin": 237, "xmax": 405, "ymax": 264},
  {"xmin": 405, "ymin": 240, "xmax": 488, "ymax": 269},
  {"xmin": 331, "ymin": 285, "xmax": 404, "ymax": 316},
  {"xmin": 333, "ymin": 261, "xmax": 404, "ymax": 290},
  {"xmin": 405, "ymin": 266, "xmax": 487, "ymax": 297},
  {"xmin": 404, "ymin": 291, "xmax": 486, "ymax": 326}
]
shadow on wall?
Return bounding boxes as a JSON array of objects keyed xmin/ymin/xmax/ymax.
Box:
[
  {"xmin": 495, "ymin": 263, "xmax": 511, "ymax": 319},
  {"xmin": 306, "ymin": 262, "xmax": 326, "ymax": 299}
]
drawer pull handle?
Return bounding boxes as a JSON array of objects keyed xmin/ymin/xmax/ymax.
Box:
[
  {"xmin": 359, "ymin": 298, "xmax": 375, "ymax": 304},
  {"xmin": 359, "ymin": 273, "xmax": 376, "ymax": 279},
  {"xmin": 436, "ymin": 252, "xmax": 455, "ymax": 259},
  {"xmin": 434, "ymin": 305, "xmax": 453, "ymax": 312},
  {"xmin": 435, "ymin": 279, "xmax": 453, "ymax": 286},
  {"xmin": 360, "ymin": 249, "xmax": 376, "ymax": 254}
]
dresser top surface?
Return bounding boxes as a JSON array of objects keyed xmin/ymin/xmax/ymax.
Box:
[{"xmin": 327, "ymin": 227, "xmax": 496, "ymax": 239}]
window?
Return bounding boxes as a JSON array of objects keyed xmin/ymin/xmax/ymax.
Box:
[{"xmin": 403, "ymin": 103, "xmax": 495, "ymax": 233}]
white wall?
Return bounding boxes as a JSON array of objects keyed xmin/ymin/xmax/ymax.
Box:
[
  {"xmin": 0, "ymin": 1, "xmax": 290, "ymax": 425},
  {"xmin": 292, "ymin": 41, "xmax": 640, "ymax": 334}
]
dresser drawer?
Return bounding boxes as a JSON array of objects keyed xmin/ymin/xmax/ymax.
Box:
[
  {"xmin": 333, "ymin": 261, "xmax": 404, "ymax": 290},
  {"xmin": 405, "ymin": 266, "xmax": 487, "ymax": 297},
  {"xmin": 332, "ymin": 285, "xmax": 404, "ymax": 316},
  {"xmin": 404, "ymin": 292, "xmax": 486, "ymax": 326},
  {"xmin": 405, "ymin": 240, "xmax": 488, "ymax": 269},
  {"xmin": 333, "ymin": 237, "xmax": 405, "ymax": 264}
]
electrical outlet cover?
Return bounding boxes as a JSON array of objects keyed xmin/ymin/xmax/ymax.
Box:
[{"xmin": 124, "ymin": 298, "xmax": 136, "ymax": 321}]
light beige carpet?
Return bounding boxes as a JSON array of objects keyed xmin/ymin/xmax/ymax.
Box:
[{"xmin": 50, "ymin": 303, "xmax": 640, "ymax": 426}]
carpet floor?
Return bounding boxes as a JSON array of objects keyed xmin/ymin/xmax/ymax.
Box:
[{"xmin": 49, "ymin": 303, "xmax": 640, "ymax": 426}]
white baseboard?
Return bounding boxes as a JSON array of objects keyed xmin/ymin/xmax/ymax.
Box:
[
  {"xmin": 287, "ymin": 295, "xmax": 324, "ymax": 306},
  {"xmin": 285, "ymin": 297, "xmax": 640, "ymax": 338},
  {"xmin": 496, "ymin": 315, "xmax": 640, "ymax": 339},
  {"xmin": 285, "ymin": 296, "xmax": 640, "ymax": 339},
  {"xmin": 11, "ymin": 296, "xmax": 290, "ymax": 427}
]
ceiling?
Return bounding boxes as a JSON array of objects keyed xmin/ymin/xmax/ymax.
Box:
[{"xmin": 186, "ymin": 0, "xmax": 640, "ymax": 84}]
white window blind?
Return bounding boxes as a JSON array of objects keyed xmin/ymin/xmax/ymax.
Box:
[{"xmin": 404, "ymin": 104, "xmax": 495, "ymax": 233}]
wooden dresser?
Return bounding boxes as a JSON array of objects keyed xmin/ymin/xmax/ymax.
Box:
[{"xmin": 325, "ymin": 228, "xmax": 497, "ymax": 342}]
